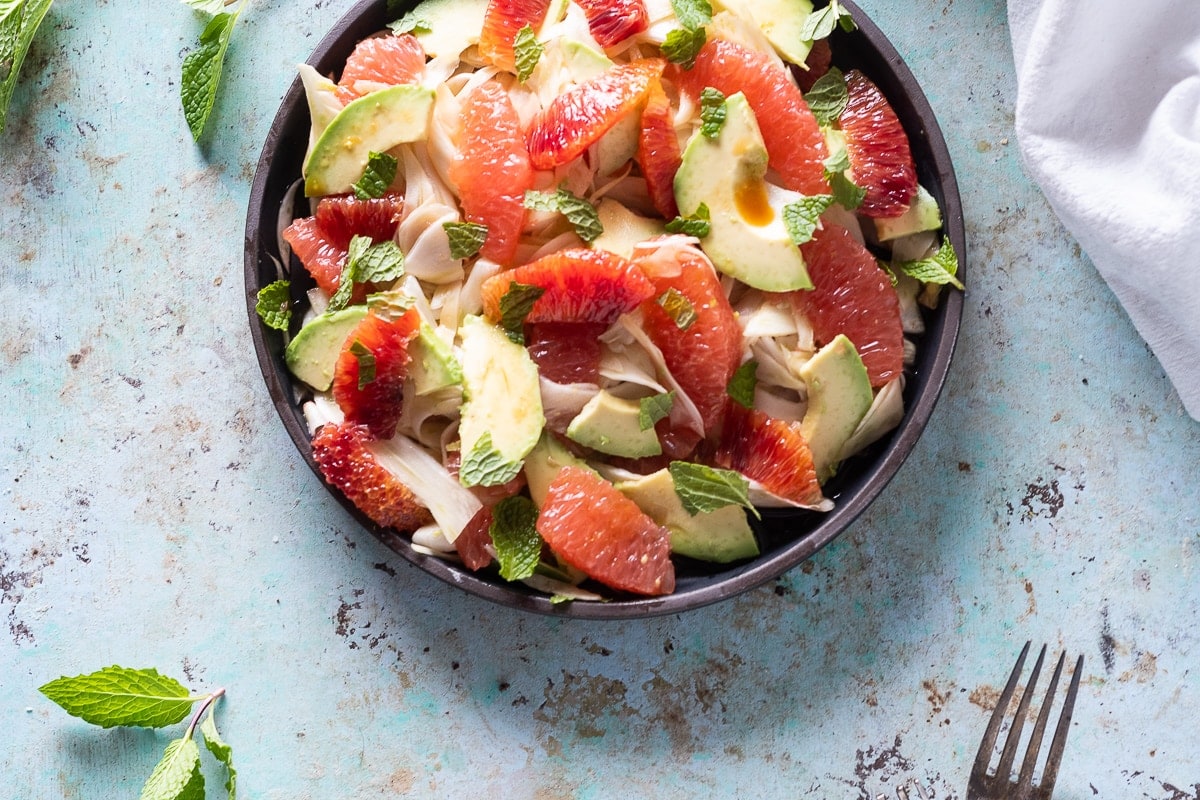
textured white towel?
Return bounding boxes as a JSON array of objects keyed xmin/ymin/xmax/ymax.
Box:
[{"xmin": 1008, "ymin": 0, "xmax": 1200, "ymax": 420}]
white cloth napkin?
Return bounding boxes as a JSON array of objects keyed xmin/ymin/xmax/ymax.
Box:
[{"xmin": 1007, "ymin": 0, "xmax": 1200, "ymax": 420}]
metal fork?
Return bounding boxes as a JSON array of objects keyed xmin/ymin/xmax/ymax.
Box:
[{"xmin": 967, "ymin": 642, "xmax": 1084, "ymax": 800}]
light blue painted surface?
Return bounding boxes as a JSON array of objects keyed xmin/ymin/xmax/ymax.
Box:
[{"xmin": 2, "ymin": 1, "xmax": 1198, "ymax": 798}]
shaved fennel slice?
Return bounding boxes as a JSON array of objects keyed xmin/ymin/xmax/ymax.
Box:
[
  {"xmin": 298, "ymin": 64, "xmax": 342, "ymax": 171},
  {"xmin": 736, "ymin": 291, "xmax": 798, "ymax": 339},
  {"xmin": 820, "ymin": 203, "xmax": 865, "ymax": 245},
  {"xmin": 750, "ymin": 481, "xmax": 833, "ymax": 512},
  {"xmin": 367, "ymin": 435, "xmax": 482, "ymax": 543},
  {"xmin": 521, "ymin": 573, "xmax": 606, "ymax": 602},
  {"xmin": 398, "ymin": 203, "xmax": 464, "ymax": 284},
  {"xmin": 540, "ymin": 379, "xmax": 599, "ymax": 431},
  {"xmin": 303, "ymin": 394, "xmax": 344, "ymax": 435},
  {"xmin": 456, "ymin": 257, "xmax": 502, "ymax": 318},
  {"xmin": 841, "ymin": 377, "xmax": 906, "ymax": 460},
  {"xmin": 752, "ymin": 387, "xmax": 805, "ymax": 423},
  {"xmin": 615, "ymin": 314, "xmax": 705, "ymax": 438},
  {"xmin": 750, "ymin": 337, "xmax": 808, "ymax": 393},
  {"xmin": 399, "ymin": 384, "xmax": 461, "ymax": 449},
  {"xmin": 400, "ymin": 143, "xmax": 458, "ymax": 214},
  {"xmin": 412, "ymin": 523, "xmax": 456, "ymax": 554}
]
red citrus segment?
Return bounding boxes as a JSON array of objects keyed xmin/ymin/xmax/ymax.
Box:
[
  {"xmin": 796, "ymin": 38, "xmax": 832, "ymax": 92},
  {"xmin": 337, "ymin": 33, "xmax": 426, "ymax": 102},
  {"xmin": 312, "ymin": 422, "xmax": 433, "ymax": 531},
  {"xmin": 574, "ymin": 0, "xmax": 648, "ymax": 48},
  {"xmin": 331, "ymin": 307, "xmax": 421, "ymax": 439},
  {"xmin": 714, "ymin": 402, "xmax": 825, "ymax": 507},
  {"xmin": 478, "ymin": 0, "xmax": 553, "ymax": 73},
  {"xmin": 525, "ymin": 58, "xmax": 665, "ymax": 170},
  {"xmin": 637, "ymin": 78, "xmax": 681, "ymax": 219},
  {"xmin": 536, "ymin": 465, "xmax": 675, "ymax": 596},
  {"xmin": 480, "ymin": 248, "xmax": 656, "ymax": 324},
  {"xmin": 794, "ymin": 223, "xmax": 904, "ymax": 388},
  {"xmin": 283, "ymin": 194, "xmax": 404, "ymax": 296},
  {"xmin": 839, "ymin": 69, "xmax": 917, "ymax": 217},
  {"xmin": 637, "ymin": 246, "xmax": 742, "ymax": 434},
  {"xmin": 527, "ymin": 322, "xmax": 606, "ymax": 384},
  {"xmin": 448, "ymin": 82, "xmax": 533, "ymax": 265},
  {"xmin": 674, "ymin": 39, "xmax": 829, "ymax": 196},
  {"xmin": 455, "ymin": 506, "xmax": 495, "ymax": 571}
]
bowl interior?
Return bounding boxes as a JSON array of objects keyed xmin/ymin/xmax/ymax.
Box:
[{"xmin": 244, "ymin": 0, "xmax": 964, "ymax": 619}]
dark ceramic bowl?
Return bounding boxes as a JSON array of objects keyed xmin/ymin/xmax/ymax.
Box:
[{"xmin": 245, "ymin": 0, "xmax": 964, "ymax": 619}]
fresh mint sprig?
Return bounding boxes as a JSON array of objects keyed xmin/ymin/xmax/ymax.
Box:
[
  {"xmin": 522, "ymin": 187, "xmax": 603, "ymax": 243},
  {"xmin": 665, "ymin": 204, "xmax": 711, "ymax": 238},
  {"xmin": 39, "ymin": 666, "xmax": 235, "ymax": 800},
  {"xmin": 896, "ymin": 236, "xmax": 964, "ymax": 290},
  {"xmin": 698, "ymin": 88, "xmax": 726, "ymax": 138},
  {"xmin": 803, "ymin": 67, "xmax": 847, "ymax": 127},
  {"xmin": 255, "ymin": 280, "xmax": 291, "ymax": 330},
  {"xmin": 663, "ymin": 0, "xmax": 710, "ymax": 68},
  {"xmin": 800, "ymin": 0, "xmax": 856, "ymax": 42},
  {"xmin": 180, "ymin": 0, "xmax": 247, "ymax": 142},
  {"xmin": 513, "ymin": 24, "xmax": 543, "ymax": 83},
  {"xmin": 638, "ymin": 391, "xmax": 675, "ymax": 431},
  {"xmin": 443, "ymin": 221, "xmax": 489, "ymax": 259},
  {"xmin": 0, "ymin": 0, "xmax": 54, "ymax": 134},
  {"xmin": 726, "ymin": 360, "xmax": 758, "ymax": 408},
  {"xmin": 783, "ymin": 194, "xmax": 833, "ymax": 245},
  {"xmin": 669, "ymin": 461, "xmax": 759, "ymax": 518},
  {"xmin": 497, "ymin": 280, "xmax": 546, "ymax": 344},
  {"xmin": 352, "ymin": 151, "xmax": 398, "ymax": 200},
  {"xmin": 489, "ymin": 495, "xmax": 542, "ymax": 581}
]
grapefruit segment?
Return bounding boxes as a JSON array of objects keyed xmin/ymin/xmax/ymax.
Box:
[
  {"xmin": 527, "ymin": 322, "xmax": 606, "ymax": 384},
  {"xmin": 336, "ymin": 33, "xmax": 426, "ymax": 102},
  {"xmin": 637, "ymin": 77, "xmax": 681, "ymax": 220},
  {"xmin": 674, "ymin": 38, "xmax": 829, "ymax": 196},
  {"xmin": 480, "ymin": 248, "xmax": 656, "ymax": 324},
  {"xmin": 536, "ymin": 465, "xmax": 675, "ymax": 595},
  {"xmin": 794, "ymin": 223, "xmax": 904, "ymax": 388},
  {"xmin": 331, "ymin": 306, "xmax": 422, "ymax": 440},
  {"xmin": 478, "ymin": 0, "xmax": 553, "ymax": 73},
  {"xmin": 525, "ymin": 58, "xmax": 665, "ymax": 170},
  {"xmin": 714, "ymin": 402, "xmax": 825, "ymax": 507},
  {"xmin": 312, "ymin": 422, "xmax": 433, "ymax": 531},
  {"xmin": 448, "ymin": 81, "xmax": 533, "ymax": 265},
  {"xmin": 838, "ymin": 69, "xmax": 917, "ymax": 217}
]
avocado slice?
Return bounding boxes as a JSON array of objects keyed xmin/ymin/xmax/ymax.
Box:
[
  {"xmin": 674, "ymin": 92, "xmax": 813, "ymax": 291},
  {"xmin": 617, "ymin": 469, "xmax": 759, "ymax": 563},
  {"xmin": 799, "ymin": 334, "xmax": 874, "ymax": 482},
  {"xmin": 304, "ymin": 84, "xmax": 435, "ymax": 197},
  {"xmin": 409, "ymin": 322, "xmax": 462, "ymax": 396},
  {"xmin": 523, "ymin": 431, "xmax": 590, "ymax": 507},
  {"xmin": 284, "ymin": 306, "xmax": 369, "ymax": 391},
  {"xmin": 591, "ymin": 199, "xmax": 663, "ymax": 259},
  {"xmin": 566, "ymin": 390, "xmax": 663, "ymax": 459},
  {"xmin": 712, "ymin": 0, "xmax": 814, "ymax": 66},
  {"xmin": 457, "ymin": 316, "xmax": 545, "ymax": 487},
  {"xmin": 404, "ymin": 0, "xmax": 490, "ymax": 58},
  {"xmin": 874, "ymin": 184, "xmax": 943, "ymax": 242}
]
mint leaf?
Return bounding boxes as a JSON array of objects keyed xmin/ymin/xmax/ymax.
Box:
[
  {"xmin": 255, "ymin": 280, "xmax": 291, "ymax": 331},
  {"xmin": 657, "ymin": 287, "xmax": 696, "ymax": 330},
  {"xmin": 828, "ymin": 170, "xmax": 865, "ymax": 210},
  {"xmin": 699, "ymin": 87, "xmax": 726, "ymax": 139},
  {"xmin": 823, "ymin": 147, "xmax": 850, "ymax": 174},
  {"xmin": 39, "ymin": 666, "xmax": 195, "ymax": 729},
  {"xmin": 352, "ymin": 151, "xmax": 398, "ymax": 200},
  {"xmin": 554, "ymin": 188, "xmax": 603, "ymax": 243},
  {"xmin": 139, "ymin": 736, "xmax": 204, "ymax": 800},
  {"xmin": 460, "ymin": 431, "xmax": 523, "ymax": 486},
  {"xmin": 180, "ymin": 7, "xmax": 241, "ymax": 141},
  {"xmin": 388, "ymin": 11, "xmax": 431, "ymax": 34},
  {"xmin": 354, "ymin": 240, "xmax": 405, "ymax": 284},
  {"xmin": 522, "ymin": 189, "xmax": 560, "ymax": 212},
  {"xmin": 665, "ymin": 203, "xmax": 711, "ymax": 237},
  {"xmin": 200, "ymin": 706, "xmax": 236, "ymax": 800},
  {"xmin": 443, "ymin": 221, "xmax": 488, "ymax": 259},
  {"xmin": 668, "ymin": 461, "xmax": 758, "ymax": 518},
  {"xmin": 349, "ymin": 339, "xmax": 376, "ymax": 389},
  {"xmin": 366, "ymin": 288, "xmax": 416, "ymax": 320},
  {"xmin": 803, "ymin": 67, "xmax": 847, "ymax": 127},
  {"xmin": 669, "ymin": 0, "xmax": 712, "ymax": 31},
  {"xmin": 783, "ymin": 195, "xmax": 833, "ymax": 245},
  {"xmin": 726, "ymin": 360, "xmax": 757, "ymax": 408},
  {"xmin": 513, "ymin": 24, "xmax": 543, "ymax": 83},
  {"xmin": 638, "ymin": 391, "xmax": 674, "ymax": 431},
  {"xmin": 661, "ymin": 26, "xmax": 706, "ymax": 69},
  {"xmin": 182, "ymin": 0, "xmax": 228, "ymax": 14},
  {"xmin": 497, "ymin": 281, "xmax": 545, "ymax": 344},
  {"xmin": 0, "ymin": 0, "xmax": 54, "ymax": 135},
  {"xmin": 800, "ymin": 2, "xmax": 853, "ymax": 41},
  {"xmin": 896, "ymin": 236, "xmax": 964, "ymax": 290},
  {"xmin": 489, "ymin": 496, "xmax": 541, "ymax": 581}
]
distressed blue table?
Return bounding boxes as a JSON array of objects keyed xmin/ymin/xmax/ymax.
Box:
[{"xmin": 3, "ymin": 1, "xmax": 1198, "ymax": 798}]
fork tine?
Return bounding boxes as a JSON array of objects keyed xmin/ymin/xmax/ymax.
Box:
[
  {"xmin": 971, "ymin": 640, "xmax": 1032, "ymax": 779},
  {"xmin": 994, "ymin": 643, "xmax": 1047, "ymax": 785},
  {"xmin": 1036, "ymin": 654, "xmax": 1084, "ymax": 796},
  {"xmin": 1015, "ymin": 650, "xmax": 1066, "ymax": 797}
]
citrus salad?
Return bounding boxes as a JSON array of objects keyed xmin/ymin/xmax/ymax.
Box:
[{"xmin": 259, "ymin": 0, "xmax": 962, "ymax": 599}]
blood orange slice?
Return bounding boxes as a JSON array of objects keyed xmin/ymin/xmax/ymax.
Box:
[
  {"xmin": 480, "ymin": 248, "xmax": 656, "ymax": 324},
  {"xmin": 796, "ymin": 38, "xmax": 832, "ymax": 92},
  {"xmin": 714, "ymin": 402, "xmax": 825, "ymax": 507},
  {"xmin": 574, "ymin": 0, "xmax": 648, "ymax": 48},
  {"xmin": 536, "ymin": 465, "xmax": 675, "ymax": 596},
  {"xmin": 636, "ymin": 245, "xmax": 741, "ymax": 434},
  {"xmin": 312, "ymin": 422, "xmax": 433, "ymax": 531},
  {"xmin": 331, "ymin": 306, "xmax": 421, "ymax": 439},
  {"xmin": 674, "ymin": 38, "xmax": 829, "ymax": 196},
  {"xmin": 838, "ymin": 69, "xmax": 917, "ymax": 218},
  {"xmin": 448, "ymin": 81, "xmax": 533, "ymax": 265},
  {"xmin": 477, "ymin": 0, "xmax": 553, "ymax": 73},
  {"xmin": 283, "ymin": 194, "xmax": 404, "ymax": 296},
  {"xmin": 525, "ymin": 58, "xmax": 665, "ymax": 171},
  {"xmin": 794, "ymin": 223, "xmax": 903, "ymax": 388},
  {"xmin": 527, "ymin": 322, "xmax": 606, "ymax": 384},
  {"xmin": 454, "ymin": 506, "xmax": 495, "ymax": 571},
  {"xmin": 636, "ymin": 77, "xmax": 681, "ymax": 220},
  {"xmin": 337, "ymin": 33, "xmax": 426, "ymax": 102}
]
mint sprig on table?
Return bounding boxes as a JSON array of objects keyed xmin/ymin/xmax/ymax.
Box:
[
  {"xmin": 39, "ymin": 665, "xmax": 235, "ymax": 800},
  {"xmin": 180, "ymin": 0, "xmax": 248, "ymax": 142},
  {"xmin": 0, "ymin": 0, "xmax": 55, "ymax": 134}
]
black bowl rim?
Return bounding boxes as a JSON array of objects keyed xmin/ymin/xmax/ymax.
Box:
[{"xmin": 244, "ymin": 0, "xmax": 965, "ymax": 620}]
